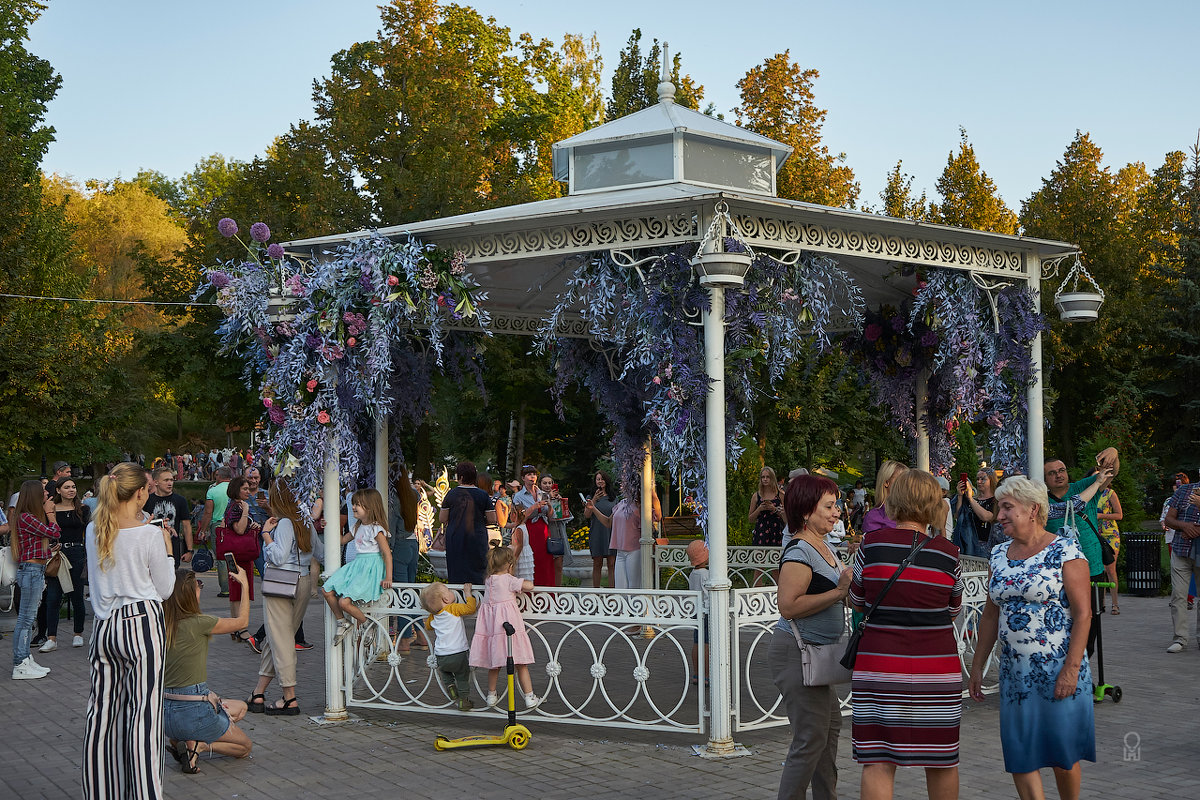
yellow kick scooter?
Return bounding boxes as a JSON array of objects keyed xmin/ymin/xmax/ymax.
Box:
[{"xmin": 434, "ymin": 621, "xmax": 531, "ymax": 751}]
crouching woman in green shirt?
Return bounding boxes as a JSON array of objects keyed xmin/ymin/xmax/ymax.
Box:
[{"xmin": 162, "ymin": 567, "xmax": 254, "ymax": 774}]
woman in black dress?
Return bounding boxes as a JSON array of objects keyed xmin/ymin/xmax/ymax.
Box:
[
  {"xmin": 36, "ymin": 478, "xmax": 90, "ymax": 651},
  {"xmin": 749, "ymin": 467, "xmax": 785, "ymax": 547}
]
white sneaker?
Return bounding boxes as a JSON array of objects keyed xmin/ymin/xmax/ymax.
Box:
[
  {"xmin": 26, "ymin": 656, "xmax": 50, "ymax": 674},
  {"xmin": 333, "ymin": 620, "xmax": 353, "ymax": 646},
  {"xmin": 523, "ymin": 692, "xmax": 541, "ymax": 709},
  {"xmin": 38, "ymin": 639, "xmax": 57, "ymax": 653},
  {"xmin": 72, "ymin": 635, "xmax": 84, "ymax": 648},
  {"xmin": 486, "ymin": 692, "xmax": 499, "ymax": 707},
  {"xmin": 12, "ymin": 658, "xmax": 47, "ymax": 680},
  {"xmin": 1167, "ymin": 640, "xmax": 1185, "ymax": 653}
]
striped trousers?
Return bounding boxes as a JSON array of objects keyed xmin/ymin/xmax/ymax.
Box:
[{"xmin": 82, "ymin": 600, "xmax": 166, "ymax": 800}]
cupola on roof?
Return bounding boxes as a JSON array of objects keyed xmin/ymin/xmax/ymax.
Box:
[{"xmin": 552, "ymin": 48, "xmax": 793, "ymax": 197}]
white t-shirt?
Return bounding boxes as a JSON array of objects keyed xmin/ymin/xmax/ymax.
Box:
[
  {"xmin": 351, "ymin": 522, "xmax": 383, "ymax": 555},
  {"xmin": 429, "ymin": 608, "xmax": 470, "ymax": 655},
  {"xmin": 85, "ymin": 522, "xmax": 176, "ymax": 620},
  {"xmin": 852, "ymin": 488, "xmax": 867, "ymax": 508}
]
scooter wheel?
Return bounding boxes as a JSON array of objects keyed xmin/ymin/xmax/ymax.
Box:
[
  {"xmin": 434, "ymin": 736, "xmax": 449, "ymax": 751},
  {"xmin": 1110, "ymin": 686, "xmax": 1122, "ymax": 703},
  {"xmin": 508, "ymin": 729, "xmax": 530, "ymax": 750}
]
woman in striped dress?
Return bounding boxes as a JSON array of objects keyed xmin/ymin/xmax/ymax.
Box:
[{"xmin": 848, "ymin": 469, "xmax": 963, "ymax": 800}]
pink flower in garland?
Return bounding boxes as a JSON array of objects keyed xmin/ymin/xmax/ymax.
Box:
[
  {"xmin": 317, "ymin": 410, "xmax": 331, "ymax": 424},
  {"xmin": 263, "ymin": 397, "xmax": 273, "ymax": 408},
  {"xmin": 387, "ymin": 275, "xmax": 399, "ymax": 286},
  {"xmin": 347, "ymin": 337, "xmax": 357, "ymax": 347},
  {"xmin": 864, "ymin": 323, "xmax": 883, "ymax": 342},
  {"xmin": 306, "ymin": 378, "xmax": 318, "ymax": 392}
]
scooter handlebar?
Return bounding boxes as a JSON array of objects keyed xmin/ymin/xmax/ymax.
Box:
[{"xmin": 502, "ymin": 621, "xmax": 515, "ymax": 636}]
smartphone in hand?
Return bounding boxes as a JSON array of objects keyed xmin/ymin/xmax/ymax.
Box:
[{"xmin": 224, "ymin": 552, "xmax": 238, "ymax": 574}]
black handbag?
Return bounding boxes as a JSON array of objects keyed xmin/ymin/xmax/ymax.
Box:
[
  {"xmin": 1081, "ymin": 515, "xmax": 1116, "ymax": 566},
  {"xmin": 546, "ymin": 529, "xmax": 565, "ymax": 556},
  {"xmin": 840, "ymin": 532, "xmax": 931, "ymax": 670}
]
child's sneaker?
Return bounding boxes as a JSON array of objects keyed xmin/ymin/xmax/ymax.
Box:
[
  {"xmin": 457, "ymin": 697, "xmax": 474, "ymax": 712},
  {"xmin": 332, "ymin": 620, "xmax": 353, "ymax": 646},
  {"xmin": 523, "ymin": 692, "xmax": 541, "ymax": 709},
  {"xmin": 485, "ymin": 692, "xmax": 498, "ymax": 707}
]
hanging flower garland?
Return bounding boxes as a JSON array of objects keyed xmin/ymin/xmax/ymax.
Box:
[
  {"xmin": 540, "ymin": 243, "xmax": 862, "ymax": 523},
  {"xmin": 196, "ymin": 223, "xmax": 490, "ymax": 503},
  {"xmin": 982, "ymin": 286, "xmax": 1047, "ymax": 472}
]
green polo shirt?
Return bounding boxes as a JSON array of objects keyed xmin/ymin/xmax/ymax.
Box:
[{"xmin": 1047, "ymin": 473, "xmax": 1102, "ymax": 577}]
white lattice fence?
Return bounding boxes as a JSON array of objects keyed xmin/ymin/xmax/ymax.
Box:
[{"xmin": 341, "ymin": 585, "xmax": 706, "ymax": 732}]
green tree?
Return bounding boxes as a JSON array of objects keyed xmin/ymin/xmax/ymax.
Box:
[
  {"xmin": 604, "ymin": 28, "xmax": 702, "ymax": 120},
  {"xmin": 735, "ymin": 51, "xmax": 859, "ymax": 207},
  {"xmin": 928, "ymin": 130, "xmax": 1018, "ymax": 233},
  {"xmin": 1149, "ymin": 141, "xmax": 1200, "ymax": 469},
  {"xmin": 878, "ymin": 160, "xmax": 928, "ymax": 221},
  {"xmin": 1022, "ymin": 132, "xmax": 1182, "ymax": 474}
]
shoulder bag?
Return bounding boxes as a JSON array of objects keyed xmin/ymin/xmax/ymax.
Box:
[
  {"xmin": 262, "ymin": 530, "xmax": 302, "ymax": 599},
  {"xmin": 839, "ymin": 532, "xmax": 931, "ymax": 670},
  {"xmin": 780, "ymin": 538, "xmax": 852, "ymax": 686}
]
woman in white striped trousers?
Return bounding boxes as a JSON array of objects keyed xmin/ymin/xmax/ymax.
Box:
[{"xmin": 83, "ymin": 463, "xmax": 176, "ymax": 799}]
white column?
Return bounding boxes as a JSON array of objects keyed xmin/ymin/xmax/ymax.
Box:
[
  {"xmin": 1026, "ymin": 255, "xmax": 1045, "ymax": 475},
  {"xmin": 322, "ymin": 423, "xmax": 346, "ymax": 720},
  {"xmin": 375, "ymin": 415, "xmax": 389, "ymax": 517},
  {"xmin": 915, "ymin": 368, "xmax": 930, "ymax": 471},
  {"xmin": 639, "ymin": 439, "xmax": 654, "ymax": 591},
  {"xmin": 702, "ymin": 284, "xmax": 736, "ymax": 755}
]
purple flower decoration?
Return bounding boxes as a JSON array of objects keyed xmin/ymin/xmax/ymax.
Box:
[
  {"xmin": 267, "ymin": 243, "xmax": 285, "ymax": 259},
  {"xmin": 209, "ymin": 270, "xmax": 231, "ymax": 289},
  {"xmin": 268, "ymin": 405, "xmax": 286, "ymax": 425},
  {"xmin": 217, "ymin": 218, "xmax": 238, "ymax": 238},
  {"xmin": 891, "ymin": 316, "xmax": 905, "ymax": 333},
  {"xmin": 305, "ymin": 334, "xmax": 322, "ymax": 349},
  {"xmin": 250, "ymin": 222, "xmax": 271, "ymax": 243},
  {"xmin": 920, "ymin": 330, "xmax": 939, "ymax": 347}
]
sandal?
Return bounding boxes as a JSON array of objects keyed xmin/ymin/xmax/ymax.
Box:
[
  {"xmin": 247, "ymin": 692, "xmax": 266, "ymax": 713},
  {"xmin": 181, "ymin": 743, "xmax": 200, "ymax": 775},
  {"xmin": 1111, "ymin": 606, "xmax": 1121, "ymax": 615},
  {"xmin": 232, "ymin": 630, "xmax": 252, "ymax": 644},
  {"xmin": 265, "ymin": 696, "xmax": 300, "ymax": 716}
]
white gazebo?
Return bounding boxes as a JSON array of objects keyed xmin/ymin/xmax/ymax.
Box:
[{"xmin": 283, "ymin": 68, "xmax": 1077, "ymax": 753}]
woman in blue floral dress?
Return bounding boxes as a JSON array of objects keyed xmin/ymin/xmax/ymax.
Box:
[{"xmin": 969, "ymin": 476, "xmax": 1095, "ymax": 800}]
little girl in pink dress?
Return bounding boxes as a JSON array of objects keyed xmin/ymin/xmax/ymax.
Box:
[{"xmin": 468, "ymin": 543, "xmax": 540, "ymax": 709}]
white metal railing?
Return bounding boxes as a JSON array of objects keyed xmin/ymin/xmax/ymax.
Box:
[
  {"xmin": 341, "ymin": 584, "xmax": 705, "ymax": 733},
  {"xmin": 730, "ymin": 564, "xmax": 996, "ymax": 730},
  {"xmin": 656, "ymin": 543, "xmax": 854, "ymax": 590}
]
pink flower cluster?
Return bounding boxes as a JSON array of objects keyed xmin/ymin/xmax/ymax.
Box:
[
  {"xmin": 342, "ymin": 312, "xmax": 367, "ymax": 337},
  {"xmin": 450, "ymin": 251, "xmax": 467, "ymax": 275}
]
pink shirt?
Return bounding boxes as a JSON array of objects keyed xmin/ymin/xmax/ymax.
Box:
[{"xmin": 610, "ymin": 500, "xmax": 642, "ymax": 552}]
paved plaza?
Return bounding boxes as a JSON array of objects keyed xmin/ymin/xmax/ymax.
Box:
[{"xmin": 2, "ymin": 586, "xmax": 1196, "ymax": 799}]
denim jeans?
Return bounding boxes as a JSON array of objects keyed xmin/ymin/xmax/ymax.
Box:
[{"xmin": 12, "ymin": 562, "xmax": 46, "ymax": 666}]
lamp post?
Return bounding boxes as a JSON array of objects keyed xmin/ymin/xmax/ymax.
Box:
[{"xmin": 691, "ymin": 209, "xmax": 752, "ymax": 758}]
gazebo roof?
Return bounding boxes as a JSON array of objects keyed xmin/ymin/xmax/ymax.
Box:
[{"xmin": 282, "ymin": 182, "xmax": 1079, "ymax": 336}]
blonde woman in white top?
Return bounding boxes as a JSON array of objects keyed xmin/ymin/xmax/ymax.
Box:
[{"xmin": 83, "ymin": 462, "xmax": 176, "ymax": 800}]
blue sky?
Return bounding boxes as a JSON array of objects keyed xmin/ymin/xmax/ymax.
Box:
[{"xmin": 29, "ymin": 0, "xmax": 1200, "ymax": 212}]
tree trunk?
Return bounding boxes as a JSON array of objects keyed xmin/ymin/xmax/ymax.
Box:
[
  {"xmin": 513, "ymin": 403, "xmax": 527, "ymax": 475},
  {"xmin": 415, "ymin": 422, "xmax": 432, "ymax": 482},
  {"xmin": 176, "ymin": 406, "xmax": 183, "ymax": 442}
]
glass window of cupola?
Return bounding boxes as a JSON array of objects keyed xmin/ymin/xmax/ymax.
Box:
[
  {"xmin": 682, "ymin": 136, "xmax": 774, "ymax": 194},
  {"xmin": 572, "ymin": 135, "xmax": 674, "ymax": 192}
]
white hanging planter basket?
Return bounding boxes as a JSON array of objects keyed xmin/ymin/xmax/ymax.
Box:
[
  {"xmin": 1052, "ymin": 254, "xmax": 1105, "ymax": 323},
  {"xmin": 693, "ymin": 250, "xmax": 752, "ymax": 287},
  {"xmin": 1054, "ymin": 291, "xmax": 1104, "ymax": 322}
]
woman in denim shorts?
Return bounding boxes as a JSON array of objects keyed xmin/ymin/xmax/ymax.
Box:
[{"xmin": 162, "ymin": 568, "xmax": 254, "ymax": 773}]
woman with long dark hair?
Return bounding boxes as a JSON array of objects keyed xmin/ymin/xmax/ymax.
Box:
[
  {"xmin": 163, "ymin": 568, "xmax": 253, "ymax": 773},
  {"xmin": 83, "ymin": 462, "xmax": 176, "ymax": 799},
  {"xmin": 37, "ymin": 478, "xmax": 90, "ymax": 651},
  {"xmin": 584, "ymin": 470, "xmax": 618, "ymax": 588},
  {"xmin": 390, "ymin": 464, "xmax": 427, "ymax": 652},
  {"xmin": 217, "ymin": 476, "xmax": 260, "ymax": 643},
  {"xmin": 11, "ymin": 480, "xmax": 60, "ymax": 678}
]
